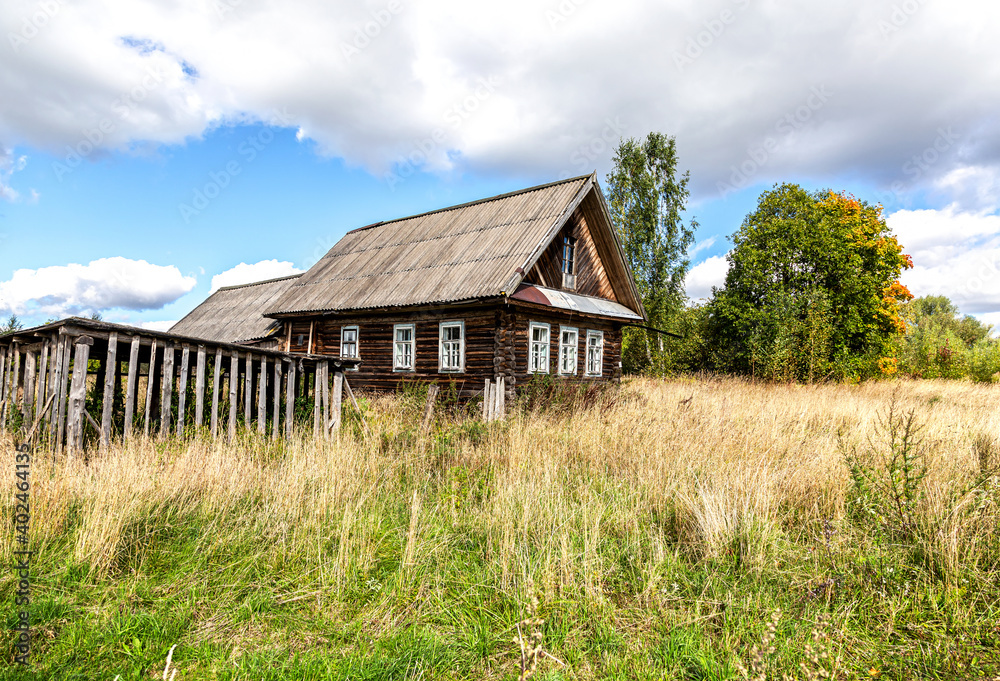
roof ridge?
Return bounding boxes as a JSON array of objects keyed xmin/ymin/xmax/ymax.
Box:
[
  {"xmin": 344, "ymin": 173, "xmax": 594, "ymax": 236},
  {"xmin": 215, "ymin": 273, "xmax": 303, "ymax": 292}
]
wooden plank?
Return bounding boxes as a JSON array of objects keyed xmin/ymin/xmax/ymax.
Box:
[
  {"xmin": 124, "ymin": 336, "xmax": 140, "ymax": 439},
  {"xmin": 257, "ymin": 356, "xmax": 267, "ymax": 435},
  {"xmin": 0, "ymin": 347, "xmax": 7, "ymax": 422},
  {"xmin": 159, "ymin": 343, "xmax": 175, "ymax": 438},
  {"xmin": 56, "ymin": 337, "xmax": 71, "ymax": 446},
  {"xmin": 177, "ymin": 345, "xmax": 190, "ymax": 436},
  {"xmin": 307, "ymin": 320, "xmax": 315, "ymax": 354},
  {"xmin": 144, "ymin": 340, "xmax": 158, "ymax": 437},
  {"xmin": 195, "ymin": 345, "xmax": 206, "ymax": 428},
  {"xmin": 35, "ymin": 341, "xmax": 49, "ymax": 425},
  {"xmin": 23, "ymin": 350, "xmax": 37, "ymax": 423},
  {"xmin": 210, "ymin": 348, "xmax": 222, "ymax": 438},
  {"xmin": 330, "ymin": 371, "xmax": 343, "ymax": 434},
  {"xmin": 285, "ymin": 360, "xmax": 296, "ymax": 437},
  {"xmin": 421, "ymin": 384, "xmax": 439, "ymax": 431},
  {"xmin": 285, "ymin": 323, "xmax": 292, "ymax": 353},
  {"xmin": 319, "ymin": 361, "xmax": 329, "ymax": 440},
  {"xmin": 228, "ymin": 351, "xmax": 239, "ymax": 441},
  {"xmin": 10, "ymin": 346, "xmax": 21, "ymax": 420},
  {"xmin": 312, "ymin": 367, "xmax": 320, "ymax": 438},
  {"xmin": 483, "ymin": 379, "xmax": 492, "ymax": 421},
  {"xmin": 100, "ymin": 332, "xmax": 118, "ymax": 449},
  {"xmin": 244, "ymin": 353, "xmax": 254, "ymax": 426},
  {"xmin": 272, "ymin": 359, "xmax": 282, "ymax": 439},
  {"xmin": 68, "ymin": 340, "xmax": 92, "ymax": 452}
]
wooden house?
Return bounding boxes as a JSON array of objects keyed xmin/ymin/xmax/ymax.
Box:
[{"xmin": 177, "ymin": 173, "xmax": 645, "ymax": 398}]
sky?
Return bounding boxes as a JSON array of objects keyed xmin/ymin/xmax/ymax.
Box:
[{"xmin": 1, "ymin": 0, "xmax": 999, "ymax": 331}]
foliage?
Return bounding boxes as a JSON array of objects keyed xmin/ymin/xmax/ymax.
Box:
[
  {"xmin": 0, "ymin": 314, "xmax": 22, "ymax": 335},
  {"xmin": 896, "ymin": 295, "xmax": 1000, "ymax": 381},
  {"xmin": 605, "ymin": 132, "xmax": 697, "ymax": 375},
  {"xmin": 708, "ymin": 184, "xmax": 913, "ymax": 381}
]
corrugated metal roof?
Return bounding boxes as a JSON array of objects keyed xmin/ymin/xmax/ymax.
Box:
[
  {"xmin": 510, "ymin": 284, "xmax": 643, "ymax": 321},
  {"xmin": 171, "ymin": 275, "xmax": 301, "ymax": 343},
  {"xmin": 265, "ymin": 175, "xmax": 593, "ymax": 316}
]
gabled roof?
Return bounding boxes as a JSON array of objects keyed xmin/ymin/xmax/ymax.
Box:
[
  {"xmin": 265, "ymin": 173, "xmax": 644, "ymax": 319},
  {"xmin": 171, "ymin": 274, "xmax": 301, "ymax": 343}
]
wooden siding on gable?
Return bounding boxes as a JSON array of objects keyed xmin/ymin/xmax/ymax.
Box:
[{"xmin": 523, "ymin": 206, "xmax": 617, "ymax": 302}]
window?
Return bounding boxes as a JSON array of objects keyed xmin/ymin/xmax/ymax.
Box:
[
  {"xmin": 559, "ymin": 326, "xmax": 578, "ymax": 375},
  {"xmin": 528, "ymin": 322, "xmax": 550, "ymax": 373},
  {"xmin": 393, "ymin": 324, "xmax": 415, "ymax": 371},
  {"xmin": 439, "ymin": 321, "xmax": 465, "ymax": 372},
  {"xmin": 562, "ymin": 236, "xmax": 576, "ymax": 274},
  {"xmin": 341, "ymin": 326, "xmax": 358, "ymax": 358},
  {"xmin": 586, "ymin": 330, "xmax": 604, "ymax": 376}
]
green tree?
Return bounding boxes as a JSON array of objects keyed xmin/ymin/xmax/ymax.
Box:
[
  {"xmin": 896, "ymin": 295, "xmax": 998, "ymax": 380},
  {"xmin": 708, "ymin": 183, "xmax": 913, "ymax": 381},
  {"xmin": 1, "ymin": 314, "xmax": 23, "ymax": 335},
  {"xmin": 605, "ymin": 132, "xmax": 697, "ymax": 374}
]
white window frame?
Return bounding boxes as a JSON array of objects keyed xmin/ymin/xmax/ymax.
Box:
[
  {"xmin": 340, "ymin": 325, "xmax": 359, "ymax": 368},
  {"xmin": 438, "ymin": 320, "xmax": 465, "ymax": 373},
  {"xmin": 585, "ymin": 330, "xmax": 604, "ymax": 377},
  {"xmin": 559, "ymin": 326, "xmax": 578, "ymax": 376},
  {"xmin": 528, "ymin": 321, "xmax": 551, "ymax": 374},
  {"xmin": 393, "ymin": 323, "xmax": 415, "ymax": 372}
]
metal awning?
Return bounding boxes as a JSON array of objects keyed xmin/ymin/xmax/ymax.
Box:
[{"xmin": 510, "ymin": 284, "xmax": 643, "ymax": 321}]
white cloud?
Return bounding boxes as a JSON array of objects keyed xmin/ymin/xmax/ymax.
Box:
[
  {"xmin": 210, "ymin": 260, "xmax": 302, "ymax": 292},
  {"xmin": 688, "ymin": 236, "xmax": 717, "ymax": 258},
  {"xmin": 139, "ymin": 320, "xmax": 177, "ymax": 332},
  {"xmin": 685, "ymin": 253, "xmax": 729, "ymax": 302},
  {"xmin": 1, "ymin": 0, "xmax": 999, "ymax": 206},
  {"xmin": 888, "ymin": 207, "xmax": 1000, "ymax": 314},
  {"xmin": 0, "ymin": 257, "xmax": 196, "ymax": 320},
  {"xmin": 0, "ymin": 146, "xmax": 27, "ymax": 201}
]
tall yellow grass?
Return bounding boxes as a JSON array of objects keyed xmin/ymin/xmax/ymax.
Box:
[{"xmin": 3, "ymin": 376, "xmax": 997, "ymax": 597}]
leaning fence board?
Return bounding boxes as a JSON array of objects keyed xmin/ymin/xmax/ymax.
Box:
[
  {"xmin": 100, "ymin": 332, "xmax": 118, "ymax": 449},
  {"xmin": 228, "ymin": 351, "xmax": 239, "ymax": 441},
  {"xmin": 194, "ymin": 346, "xmax": 206, "ymax": 428},
  {"xmin": 35, "ymin": 342, "xmax": 49, "ymax": 424},
  {"xmin": 10, "ymin": 346, "xmax": 21, "ymax": 420},
  {"xmin": 48, "ymin": 338, "xmax": 62, "ymax": 440},
  {"xmin": 272, "ymin": 359, "xmax": 282, "ymax": 439},
  {"xmin": 483, "ymin": 379, "xmax": 493, "ymax": 421},
  {"xmin": 0, "ymin": 348, "xmax": 7, "ymax": 417},
  {"xmin": 210, "ymin": 348, "xmax": 222, "ymax": 438},
  {"xmin": 144, "ymin": 340, "xmax": 159, "ymax": 437},
  {"xmin": 160, "ymin": 343, "xmax": 175, "ymax": 438},
  {"xmin": 68, "ymin": 339, "xmax": 92, "ymax": 452},
  {"xmin": 177, "ymin": 345, "xmax": 190, "ymax": 436},
  {"xmin": 285, "ymin": 360, "xmax": 296, "ymax": 437},
  {"xmin": 312, "ymin": 367, "xmax": 320, "ymax": 437},
  {"xmin": 123, "ymin": 336, "xmax": 140, "ymax": 438}
]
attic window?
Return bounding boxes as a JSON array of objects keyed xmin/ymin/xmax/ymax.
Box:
[
  {"xmin": 562, "ymin": 237, "xmax": 576, "ymax": 274},
  {"xmin": 562, "ymin": 236, "xmax": 577, "ymax": 289}
]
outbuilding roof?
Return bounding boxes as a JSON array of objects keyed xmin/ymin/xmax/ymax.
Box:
[{"xmin": 170, "ymin": 274, "xmax": 300, "ymax": 343}]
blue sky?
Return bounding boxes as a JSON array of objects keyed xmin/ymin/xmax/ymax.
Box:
[{"xmin": 1, "ymin": 0, "xmax": 999, "ymax": 330}]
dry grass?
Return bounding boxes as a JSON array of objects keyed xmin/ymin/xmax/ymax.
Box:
[{"xmin": 2, "ymin": 375, "xmax": 998, "ymax": 678}]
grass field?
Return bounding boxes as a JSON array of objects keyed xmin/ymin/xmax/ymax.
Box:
[{"xmin": 1, "ymin": 376, "xmax": 999, "ymax": 680}]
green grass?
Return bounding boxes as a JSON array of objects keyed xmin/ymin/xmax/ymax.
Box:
[{"xmin": 1, "ymin": 377, "xmax": 999, "ymax": 679}]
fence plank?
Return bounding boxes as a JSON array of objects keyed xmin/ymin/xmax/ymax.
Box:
[
  {"xmin": 144, "ymin": 340, "xmax": 159, "ymax": 437},
  {"xmin": 177, "ymin": 345, "xmax": 190, "ymax": 436},
  {"xmin": 159, "ymin": 343, "xmax": 175, "ymax": 438},
  {"xmin": 244, "ymin": 353, "xmax": 254, "ymax": 426},
  {"xmin": 229, "ymin": 351, "xmax": 239, "ymax": 441},
  {"xmin": 57, "ymin": 337, "xmax": 72, "ymax": 446},
  {"xmin": 258, "ymin": 356, "xmax": 267, "ymax": 435},
  {"xmin": 210, "ymin": 348, "xmax": 222, "ymax": 438},
  {"xmin": 285, "ymin": 360, "xmax": 296, "ymax": 437},
  {"xmin": 68, "ymin": 340, "xmax": 92, "ymax": 452},
  {"xmin": 330, "ymin": 370, "xmax": 344, "ymax": 434},
  {"xmin": 124, "ymin": 336, "xmax": 140, "ymax": 439},
  {"xmin": 195, "ymin": 346, "xmax": 206, "ymax": 428},
  {"xmin": 272, "ymin": 359, "xmax": 282, "ymax": 440},
  {"xmin": 100, "ymin": 332, "xmax": 118, "ymax": 449}
]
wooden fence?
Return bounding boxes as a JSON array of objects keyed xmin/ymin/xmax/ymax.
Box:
[{"xmin": 0, "ymin": 318, "xmax": 359, "ymax": 450}]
